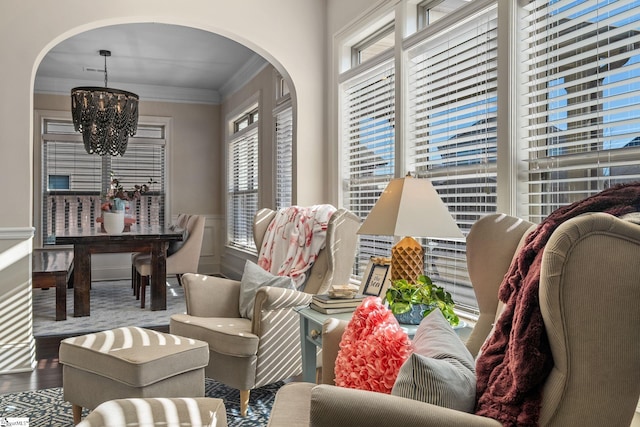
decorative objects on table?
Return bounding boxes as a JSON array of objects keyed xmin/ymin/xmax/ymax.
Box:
[
  {"xmin": 99, "ymin": 171, "xmax": 154, "ymax": 232},
  {"xmin": 71, "ymin": 49, "xmax": 139, "ymax": 156},
  {"xmin": 357, "ymin": 173, "xmax": 464, "ymax": 284},
  {"xmin": 310, "ymin": 293, "xmax": 365, "ymax": 314},
  {"xmin": 358, "ymin": 256, "xmax": 391, "ymax": 297},
  {"xmin": 101, "ymin": 210, "xmax": 125, "ymax": 234},
  {"xmin": 385, "ymin": 274, "xmax": 459, "ymax": 326},
  {"xmin": 327, "ymin": 283, "xmax": 360, "ymax": 298}
]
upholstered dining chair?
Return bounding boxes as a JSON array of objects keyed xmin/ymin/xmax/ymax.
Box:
[
  {"xmin": 170, "ymin": 207, "xmax": 360, "ymax": 417},
  {"xmin": 267, "ymin": 212, "xmax": 640, "ymax": 427},
  {"xmin": 131, "ymin": 213, "xmax": 189, "ymax": 295},
  {"xmin": 133, "ymin": 213, "xmax": 205, "ymax": 308}
]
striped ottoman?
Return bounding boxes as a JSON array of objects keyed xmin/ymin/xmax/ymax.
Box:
[
  {"xmin": 59, "ymin": 327, "xmax": 209, "ymax": 424},
  {"xmin": 77, "ymin": 397, "xmax": 227, "ymax": 427}
]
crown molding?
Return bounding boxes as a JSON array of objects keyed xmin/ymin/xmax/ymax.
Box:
[
  {"xmin": 35, "ymin": 53, "xmax": 269, "ymax": 105},
  {"xmin": 35, "ymin": 77, "xmax": 221, "ymax": 105},
  {"xmin": 219, "ymin": 54, "xmax": 269, "ymax": 101}
]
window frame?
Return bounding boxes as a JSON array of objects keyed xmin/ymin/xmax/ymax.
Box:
[
  {"xmin": 34, "ymin": 110, "xmax": 170, "ymax": 248},
  {"xmin": 225, "ymin": 97, "xmax": 261, "ymax": 253}
]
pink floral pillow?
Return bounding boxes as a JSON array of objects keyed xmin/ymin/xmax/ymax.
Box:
[{"xmin": 334, "ymin": 296, "xmax": 413, "ymax": 393}]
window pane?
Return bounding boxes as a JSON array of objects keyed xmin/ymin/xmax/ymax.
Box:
[
  {"xmin": 353, "ymin": 23, "xmax": 395, "ymax": 66},
  {"xmin": 418, "ymin": 0, "xmax": 477, "ymax": 28},
  {"xmin": 41, "ymin": 120, "xmax": 166, "ymax": 243},
  {"xmin": 275, "ymin": 106, "xmax": 293, "ymax": 209},
  {"xmin": 111, "ymin": 141, "xmax": 166, "ymax": 227},
  {"xmin": 522, "ymin": 0, "xmax": 640, "ymax": 222},
  {"xmin": 342, "ymin": 61, "xmax": 396, "ymax": 277},
  {"xmin": 408, "ymin": 4, "xmax": 498, "ymax": 313},
  {"xmin": 227, "ymin": 127, "xmax": 259, "ymax": 250}
]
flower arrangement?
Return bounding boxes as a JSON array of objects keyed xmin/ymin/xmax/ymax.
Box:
[
  {"xmin": 101, "ymin": 171, "xmax": 155, "ymax": 212},
  {"xmin": 334, "ymin": 296, "xmax": 413, "ymax": 393},
  {"xmin": 385, "ymin": 274, "xmax": 459, "ymax": 326}
]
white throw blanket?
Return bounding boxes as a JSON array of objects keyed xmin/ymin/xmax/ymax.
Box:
[{"xmin": 257, "ymin": 205, "xmax": 337, "ymax": 289}]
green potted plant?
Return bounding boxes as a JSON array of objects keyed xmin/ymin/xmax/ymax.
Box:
[{"xmin": 385, "ymin": 274, "xmax": 459, "ymax": 326}]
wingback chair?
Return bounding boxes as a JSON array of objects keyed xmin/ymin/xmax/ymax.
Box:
[
  {"xmin": 268, "ymin": 212, "xmax": 640, "ymax": 427},
  {"xmin": 170, "ymin": 207, "xmax": 360, "ymax": 417},
  {"xmin": 134, "ymin": 213, "xmax": 205, "ymax": 308}
]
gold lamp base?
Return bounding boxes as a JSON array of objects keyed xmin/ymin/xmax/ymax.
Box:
[{"xmin": 390, "ymin": 236, "xmax": 424, "ymax": 283}]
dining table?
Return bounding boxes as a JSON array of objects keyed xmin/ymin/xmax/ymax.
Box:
[{"xmin": 55, "ymin": 225, "xmax": 184, "ymax": 317}]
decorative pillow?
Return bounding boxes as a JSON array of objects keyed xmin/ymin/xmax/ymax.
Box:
[
  {"xmin": 167, "ymin": 224, "xmax": 189, "ymax": 256},
  {"xmin": 239, "ymin": 260, "xmax": 295, "ymax": 320},
  {"xmin": 391, "ymin": 309, "xmax": 476, "ymax": 412},
  {"xmin": 334, "ymin": 297, "xmax": 413, "ymax": 393}
]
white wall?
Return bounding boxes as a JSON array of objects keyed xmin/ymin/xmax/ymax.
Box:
[{"xmin": 0, "ymin": 0, "xmax": 328, "ymax": 373}]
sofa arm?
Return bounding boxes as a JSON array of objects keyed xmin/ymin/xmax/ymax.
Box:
[
  {"xmin": 182, "ymin": 273, "xmax": 241, "ymax": 318},
  {"xmin": 310, "ymin": 385, "xmax": 501, "ymax": 427},
  {"xmin": 252, "ymin": 286, "xmax": 312, "ymax": 333}
]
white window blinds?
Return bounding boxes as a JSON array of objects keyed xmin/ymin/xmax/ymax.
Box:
[
  {"xmin": 227, "ymin": 126, "xmax": 259, "ymax": 251},
  {"xmin": 275, "ymin": 105, "xmax": 293, "ymax": 209},
  {"xmin": 341, "ymin": 60, "xmax": 396, "ymax": 276},
  {"xmin": 522, "ymin": 0, "xmax": 640, "ymax": 222},
  {"xmin": 407, "ymin": 4, "xmax": 498, "ymax": 311}
]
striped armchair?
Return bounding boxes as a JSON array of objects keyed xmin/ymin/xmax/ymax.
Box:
[{"xmin": 170, "ymin": 207, "xmax": 359, "ymax": 416}]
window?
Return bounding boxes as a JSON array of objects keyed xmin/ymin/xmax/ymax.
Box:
[
  {"xmin": 407, "ymin": 3, "xmax": 498, "ymax": 311},
  {"xmin": 274, "ymin": 105, "xmax": 293, "ymax": 209},
  {"xmin": 234, "ymin": 108, "xmax": 259, "ymax": 133},
  {"xmin": 341, "ymin": 61, "xmax": 396, "ymax": 277},
  {"xmin": 227, "ymin": 106, "xmax": 259, "ymax": 251},
  {"xmin": 522, "ymin": 0, "xmax": 640, "ymax": 221},
  {"xmin": 40, "ymin": 119, "xmax": 166, "ymax": 244},
  {"xmin": 339, "ymin": 0, "xmax": 497, "ymax": 314},
  {"xmin": 352, "ymin": 22, "xmax": 395, "ymax": 66},
  {"xmin": 418, "ymin": 0, "xmax": 476, "ymax": 28},
  {"xmin": 337, "ymin": 0, "xmax": 640, "ymax": 316},
  {"xmin": 276, "ymin": 73, "xmax": 290, "ymax": 101}
]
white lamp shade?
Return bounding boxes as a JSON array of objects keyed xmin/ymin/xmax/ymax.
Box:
[{"xmin": 357, "ymin": 175, "xmax": 464, "ymax": 239}]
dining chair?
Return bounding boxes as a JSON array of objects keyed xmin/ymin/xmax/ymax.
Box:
[
  {"xmin": 130, "ymin": 213, "xmax": 189, "ymax": 295},
  {"xmin": 133, "ymin": 214, "xmax": 205, "ymax": 308}
]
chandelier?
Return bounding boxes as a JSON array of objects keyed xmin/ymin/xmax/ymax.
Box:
[{"xmin": 71, "ymin": 50, "xmax": 139, "ymax": 156}]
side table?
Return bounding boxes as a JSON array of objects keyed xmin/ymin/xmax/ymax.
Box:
[{"xmin": 296, "ymin": 306, "xmax": 419, "ymax": 383}]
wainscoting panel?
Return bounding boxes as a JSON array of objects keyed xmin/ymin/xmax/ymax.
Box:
[{"xmin": 0, "ymin": 227, "xmax": 36, "ymax": 374}]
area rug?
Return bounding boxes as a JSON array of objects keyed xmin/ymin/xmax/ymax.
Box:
[
  {"xmin": 0, "ymin": 378, "xmax": 283, "ymax": 426},
  {"xmin": 32, "ymin": 279, "xmax": 186, "ymax": 337}
]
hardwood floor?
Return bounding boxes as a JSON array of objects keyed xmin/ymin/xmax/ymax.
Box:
[{"xmin": 0, "ymin": 326, "xmax": 169, "ymax": 395}]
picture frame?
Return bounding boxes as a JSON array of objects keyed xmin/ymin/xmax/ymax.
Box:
[{"xmin": 359, "ymin": 257, "xmax": 391, "ymax": 297}]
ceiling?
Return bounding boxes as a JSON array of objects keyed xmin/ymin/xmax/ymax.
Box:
[{"xmin": 35, "ymin": 23, "xmax": 268, "ymax": 104}]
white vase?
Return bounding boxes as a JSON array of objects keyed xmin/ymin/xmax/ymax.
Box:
[{"xmin": 103, "ymin": 211, "xmax": 125, "ymax": 234}]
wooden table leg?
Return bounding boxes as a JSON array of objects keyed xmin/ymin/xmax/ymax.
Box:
[
  {"xmin": 73, "ymin": 245, "xmax": 91, "ymax": 317},
  {"xmin": 55, "ymin": 272, "xmax": 66, "ymax": 321},
  {"xmin": 150, "ymin": 241, "xmax": 167, "ymax": 311}
]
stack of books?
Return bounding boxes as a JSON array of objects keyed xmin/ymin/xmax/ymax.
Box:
[{"xmin": 310, "ymin": 294, "xmax": 366, "ymax": 314}]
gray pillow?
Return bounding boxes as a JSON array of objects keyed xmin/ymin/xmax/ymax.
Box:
[
  {"xmin": 239, "ymin": 260, "xmax": 295, "ymax": 320},
  {"xmin": 391, "ymin": 309, "xmax": 476, "ymax": 412}
]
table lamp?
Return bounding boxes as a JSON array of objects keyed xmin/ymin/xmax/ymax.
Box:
[{"xmin": 357, "ymin": 173, "xmax": 464, "ymax": 283}]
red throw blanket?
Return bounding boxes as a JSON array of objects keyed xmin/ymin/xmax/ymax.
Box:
[{"xmin": 475, "ymin": 182, "xmax": 640, "ymax": 426}]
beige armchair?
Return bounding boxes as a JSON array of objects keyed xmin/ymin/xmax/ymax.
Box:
[
  {"xmin": 134, "ymin": 214, "xmax": 205, "ymax": 308},
  {"xmin": 268, "ymin": 213, "xmax": 640, "ymax": 427},
  {"xmin": 170, "ymin": 207, "xmax": 360, "ymax": 417}
]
